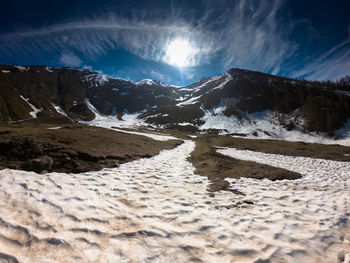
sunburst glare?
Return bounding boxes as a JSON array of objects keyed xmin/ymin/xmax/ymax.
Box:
[{"xmin": 164, "ymin": 38, "xmax": 198, "ymax": 68}]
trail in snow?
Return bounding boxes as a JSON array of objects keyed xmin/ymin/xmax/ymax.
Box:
[{"xmin": 0, "ymin": 141, "xmax": 349, "ymax": 262}]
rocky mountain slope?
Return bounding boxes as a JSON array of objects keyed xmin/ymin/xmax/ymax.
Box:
[{"xmin": 1, "ymin": 64, "xmax": 350, "ymax": 143}]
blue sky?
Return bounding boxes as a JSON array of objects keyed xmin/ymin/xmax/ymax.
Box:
[{"xmin": 0, "ymin": 0, "xmax": 349, "ymax": 85}]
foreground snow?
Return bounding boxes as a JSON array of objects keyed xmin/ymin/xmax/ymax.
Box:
[
  {"xmin": 0, "ymin": 140, "xmax": 349, "ymax": 262},
  {"xmin": 218, "ymin": 147, "xmax": 350, "ymax": 262}
]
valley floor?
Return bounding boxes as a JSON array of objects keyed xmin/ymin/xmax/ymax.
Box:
[{"xmin": 0, "ymin": 136, "xmax": 349, "ymax": 262}]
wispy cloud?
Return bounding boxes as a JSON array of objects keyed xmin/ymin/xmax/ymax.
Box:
[
  {"xmin": 149, "ymin": 70, "xmax": 167, "ymax": 82},
  {"xmin": 289, "ymin": 40, "xmax": 350, "ymax": 80},
  {"xmin": 59, "ymin": 50, "xmax": 82, "ymax": 67},
  {"xmin": 0, "ymin": 0, "xmax": 349, "ymax": 80}
]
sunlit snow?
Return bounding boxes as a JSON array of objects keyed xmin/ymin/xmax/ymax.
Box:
[{"xmin": 0, "ymin": 141, "xmax": 349, "ymax": 262}]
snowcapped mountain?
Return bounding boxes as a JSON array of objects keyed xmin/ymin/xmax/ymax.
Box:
[
  {"xmin": 135, "ymin": 79, "xmax": 181, "ymax": 88},
  {"xmin": 1, "ymin": 64, "xmax": 350, "ymax": 144}
]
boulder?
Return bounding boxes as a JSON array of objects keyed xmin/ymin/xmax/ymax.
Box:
[{"xmin": 22, "ymin": 155, "xmax": 53, "ymax": 173}]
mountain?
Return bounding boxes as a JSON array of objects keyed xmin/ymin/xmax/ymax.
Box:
[{"xmin": 1, "ymin": 64, "xmax": 350, "ymax": 143}]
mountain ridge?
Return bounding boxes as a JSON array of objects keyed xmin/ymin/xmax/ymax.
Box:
[{"xmin": 1, "ymin": 64, "xmax": 350, "ymax": 144}]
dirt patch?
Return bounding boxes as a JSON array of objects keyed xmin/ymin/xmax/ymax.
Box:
[
  {"xmin": 188, "ymin": 135, "xmax": 300, "ymax": 194},
  {"xmin": 0, "ymin": 123, "xmax": 181, "ymax": 173},
  {"xmin": 116, "ymin": 130, "xmax": 350, "ymax": 195},
  {"xmin": 207, "ymin": 135, "xmax": 350, "ymax": 162}
]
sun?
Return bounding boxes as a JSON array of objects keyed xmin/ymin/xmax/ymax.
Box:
[{"xmin": 164, "ymin": 38, "xmax": 198, "ymax": 68}]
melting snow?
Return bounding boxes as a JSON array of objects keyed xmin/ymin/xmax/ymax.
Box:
[
  {"xmin": 84, "ymin": 100, "xmax": 176, "ymax": 141},
  {"xmin": 211, "ymin": 73, "xmax": 232, "ymax": 90},
  {"xmin": 217, "ymin": 147, "xmax": 350, "ymax": 262},
  {"xmin": 177, "ymin": 122, "xmax": 193, "ymax": 126},
  {"xmin": 84, "ymin": 73, "xmax": 109, "ymax": 87},
  {"xmin": 0, "ymin": 141, "xmax": 349, "ymax": 262},
  {"xmin": 175, "ymin": 73, "xmax": 232, "ymax": 107},
  {"xmin": 200, "ymin": 108, "xmax": 350, "ymax": 146},
  {"xmin": 176, "ymin": 95, "xmax": 202, "ymax": 106},
  {"xmin": 192, "ymin": 72, "xmax": 231, "ymax": 93},
  {"xmin": 110, "ymin": 128, "xmax": 177, "ymax": 141},
  {"xmin": 52, "ymin": 103, "xmax": 68, "ymax": 117},
  {"xmin": 1, "ymin": 70, "xmax": 10, "ymax": 73},
  {"xmin": 20, "ymin": 95, "xmax": 42, "ymax": 118},
  {"xmin": 14, "ymin": 66, "xmax": 29, "ymax": 72}
]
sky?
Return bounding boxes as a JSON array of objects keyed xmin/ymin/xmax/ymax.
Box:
[{"xmin": 0, "ymin": 0, "xmax": 349, "ymax": 86}]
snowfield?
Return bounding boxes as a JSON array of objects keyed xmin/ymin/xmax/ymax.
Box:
[
  {"xmin": 0, "ymin": 139, "xmax": 349, "ymax": 262},
  {"xmin": 200, "ymin": 108, "xmax": 350, "ymax": 146},
  {"xmin": 218, "ymin": 147, "xmax": 350, "ymax": 262},
  {"xmin": 84, "ymin": 100, "xmax": 177, "ymax": 141}
]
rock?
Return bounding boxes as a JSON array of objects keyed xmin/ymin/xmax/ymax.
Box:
[
  {"xmin": 284, "ymin": 122, "xmax": 295, "ymax": 131},
  {"xmin": 337, "ymin": 250, "xmax": 345, "ymax": 263},
  {"xmin": 22, "ymin": 155, "xmax": 53, "ymax": 173},
  {"xmin": 0, "ymin": 252, "xmax": 19, "ymax": 263}
]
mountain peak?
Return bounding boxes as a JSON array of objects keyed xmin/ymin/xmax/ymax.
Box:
[{"xmin": 135, "ymin": 79, "xmax": 182, "ymax": 88}]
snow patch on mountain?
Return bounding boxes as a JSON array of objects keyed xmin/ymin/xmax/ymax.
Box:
[
  {"xmin": 176, "ymin": 95, "xmax": 202, "ymax": 106},
  {"xmin": 84, "ymin": 73, "xmax": 109, "ymax": 87},
  {"xmin": 85, "ymin": 100, "xmax": 148, "ymax": 128},
  {"xmin": 20, "ymin": 95, "xmax": 42, "ymax": 118},
  {"xmin": 14, "ymin": 66, "xmax": 29, "ymax": 72},
  {"xmin": 211, "ymin": 72, "xmax": 232, "ymax": 90},
  {"xmin": 135, "ymin": 79, "xmax": 181, "ymax": 88},
  {"xmin": 85, "ymin": 100, "xmax": 176, "ymax": 140},
  {"xmin": 192, "ymin": 72, "xmax": 231, "ymax": 93},
  {"xmin": 51, "ymin": 103, "xmax": 68, "ymax": 117},
  {"xmin": 135, "ymin": 79, "xmax": 156, "ymax": 86},
  {"xmin": 199, "ymin": 103, "xmax": 350, "ymax": 146}
]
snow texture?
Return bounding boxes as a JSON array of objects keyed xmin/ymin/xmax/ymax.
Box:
[
  {"xmin": 0, "ymin": 140, "xmax": 349, "ymax": 262},
  {"xmin": 217, "ymin": 146, "xmax": 350, "ymax": 262}
]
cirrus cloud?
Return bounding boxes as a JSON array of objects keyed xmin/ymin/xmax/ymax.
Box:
[{"xmin": 0, "ymin": 0, "xmax": 349, "ymax": 81}]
